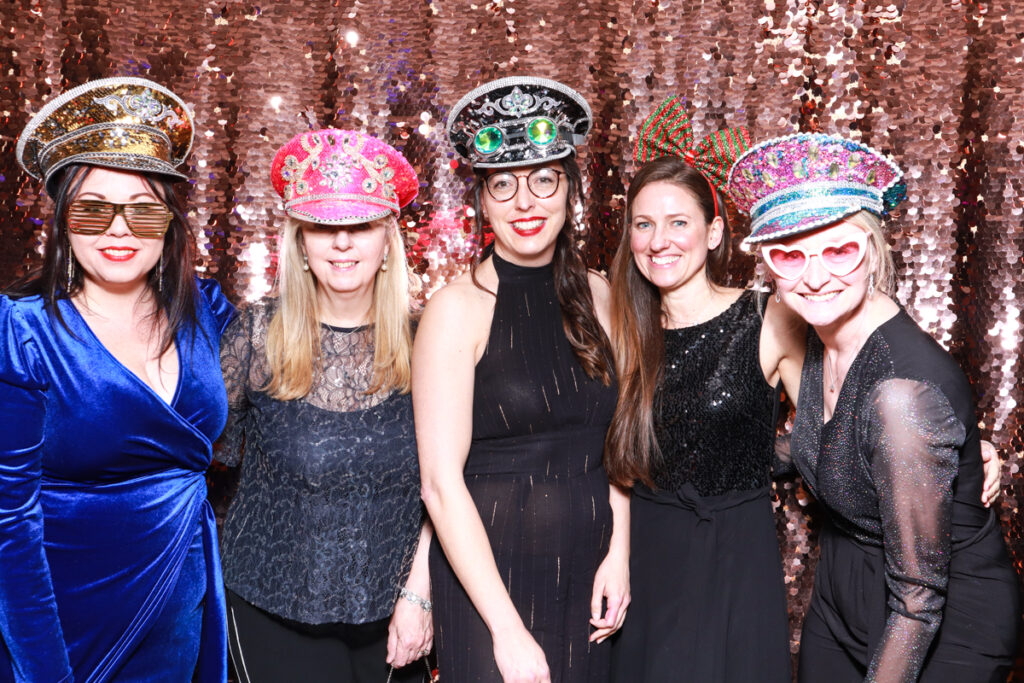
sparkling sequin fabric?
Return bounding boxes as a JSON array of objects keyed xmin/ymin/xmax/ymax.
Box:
[
  {"xmin": 3, "ymin": 2, "xmax": 1024, "ymax": 672},
  {"xmin": 217, "ymin": 301, "xmax": 421, "ymax": 625},
  {"xmin": 791, "ymin": 310, "xmax": 1019, "ymax": 680},
  {"xmin": 651, "ymin": 291, "xmax": 779, "ymax": 496}
]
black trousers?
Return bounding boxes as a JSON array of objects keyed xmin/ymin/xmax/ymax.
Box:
[{"xmin": 226, "ymin": 589, "xmax": 426, "ymax": 683}]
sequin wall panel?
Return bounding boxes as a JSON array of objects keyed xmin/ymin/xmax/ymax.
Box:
[{"xmin": 2, "ymin": 0, "xmax": 1023, "ymax": 674}]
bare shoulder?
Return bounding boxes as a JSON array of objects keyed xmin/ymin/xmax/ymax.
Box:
[
  {"xmin": 417, "ymin": 269, "xmax": 496, "ymax": 361},
  {"xmin": 587, "ymin": 269, "xmax": 611, "ymax": 294},
  {"xmin": 587, "ymin": 269, "xmax": 612, "ymax": 332},
  {"xmin": 587, "ymin": 268, "xmax": 611, "ymax": 306}
]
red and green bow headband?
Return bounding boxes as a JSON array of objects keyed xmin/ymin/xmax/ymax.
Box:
[{"xmin": 634, "ymin": 96, "xmax": 751, "ymax": 215}]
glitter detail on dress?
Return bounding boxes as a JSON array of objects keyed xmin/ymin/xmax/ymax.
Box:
[{"xmin": 791, "ymin": 310, "xmax": 1019, "ymax": 680}]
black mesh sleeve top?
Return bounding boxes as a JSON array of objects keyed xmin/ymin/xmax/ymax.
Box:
[
  {"xmin": 791, "ymin": 309, "xmax": 1019, "ymax": 681},
  {"xmin": 216, "ymin": 301, "xmax": 422, "ymax": 625}
]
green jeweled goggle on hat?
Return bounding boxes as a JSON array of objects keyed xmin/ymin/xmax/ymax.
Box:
[{"xmin": 446, "ymin": 76, "xmax": 592, "ymax": 169}]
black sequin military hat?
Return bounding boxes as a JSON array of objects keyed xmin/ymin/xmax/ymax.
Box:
[{"xmin": 446, "ymin": 76, "xmax": 592, "ymax": 169}]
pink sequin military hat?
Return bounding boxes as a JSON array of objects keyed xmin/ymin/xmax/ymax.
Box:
[
  {"xmin": 271, "ymin": 129, "xmax": 418, "ymax": 225},
  {"xmin": 728, "ymin": 133, "xmax": 906, "ymax": 245}
]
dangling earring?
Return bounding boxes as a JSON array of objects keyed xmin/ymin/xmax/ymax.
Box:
[
  {"xmin": 302, "ymin": 252, "xmax": 310, "ymax": 272},
  {"xmin": 380, "ymin": 252, "xmax": 389, "ymax": 272},
  {"xmin": 157, "ymin": 251, "xmax": 165, "ymax": 293},
  {"xmin": 774, "ymin": 288, "xmax": 781, "ymax": 304},
  {"xmin": 66, "ymin": 251, "xmax": 75, "ymax": 291},
  {"xmin": 867, "ymin": 273, "xmax": 875, "ymax": 298}
]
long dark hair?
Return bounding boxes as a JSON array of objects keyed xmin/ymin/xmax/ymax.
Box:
[
  {"xmin": 605, "ymin": 156, "xmax": 732, "ymax": 487},
  {"xmin": 467, "ymin": 155, "xmax": 614, "ymax": 385},
  {"xmin": 5, "ymin": 163, "xmax": 200, "ymax": 354}
]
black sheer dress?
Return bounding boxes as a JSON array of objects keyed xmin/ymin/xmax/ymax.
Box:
[
  {"xmin": 217, "ymin": 301, "xmax": 422, "ymax": 626},
  {"xmin": 610, "ymin": 290, "xmax": 791, "ymax": 682},
  {"xmin": 793, "ymin": 309, "xmax": 1019, "ymax": 682},
  {"xmin": 429, "ymin": 253, "xmax": 618, "ymax": 682}
]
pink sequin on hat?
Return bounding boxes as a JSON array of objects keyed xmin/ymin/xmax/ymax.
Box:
[
  {"xmin": 271, "ymin": 129, "xmax": 418, "ymax": 225},
  {"xmin": 728, "ymin": 133, "xmax": 906, "ymax": 246}
]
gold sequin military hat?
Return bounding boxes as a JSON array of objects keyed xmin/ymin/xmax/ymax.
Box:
[{"xmin": 16, "ymin": 77, "xmax": 194, "ymax": 197}]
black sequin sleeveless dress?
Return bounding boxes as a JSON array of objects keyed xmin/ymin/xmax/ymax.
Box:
[
  {"xmin": 611, "ymin": 291, "xmax": 791, "ymax": 682},
  {"xmin": 429, "ymin": 252, "xmax": 618, "ymax": 682}
]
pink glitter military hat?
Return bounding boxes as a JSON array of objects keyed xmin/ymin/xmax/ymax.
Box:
[
  {"xmin": 271, "ymin": 129, "xmax": 418, "ymax": 225},
  {"xmin": 728, "ymin": 133, "xmax": 906, "ymax": 245}
]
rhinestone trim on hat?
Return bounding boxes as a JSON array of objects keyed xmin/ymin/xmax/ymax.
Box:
[
  {"xmin": 751, "ymin": 182, "xmax": 882, "ymax": 224},
  {"xmin": 284, "ymin": 192, "xmax": 399, "ymax": 212},
  {"xmin": 15, "ymin": 76, "xmax": 194, "ymax": 180},
  {"xmin": 445, "ymin": 76, "xmax": 593, "ymax": 141}
]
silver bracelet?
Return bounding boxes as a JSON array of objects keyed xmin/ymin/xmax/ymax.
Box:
[{"xmin": 399, "ymin": 587, "xmax": 432, "ymax": 612}]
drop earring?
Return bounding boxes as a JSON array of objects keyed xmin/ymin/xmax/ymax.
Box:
[
  {"xmin": 868, "ymin": 273, "xmax": 875, "ymax": 298},
  {"xmin": 157, "ymin": 251, "xmax": 165, "ymax": 293},
  {"xmin": 774, "ymin": 288, "xmax": 781, "ymax": 304},
  {"xmin": 66, "ymin": 252, "xmax": 75, "ymax": 291},
  {"xmin": 380, "ymin": 252, "xmax": 389, "ymax": 272},
  {"xmin": 302, "ymin": 252, "xmax": 310, "ymax": 272}
]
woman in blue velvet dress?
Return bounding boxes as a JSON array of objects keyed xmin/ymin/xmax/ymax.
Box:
[{"xmin": 0, "ymin": 78, "xmax": 232, "ymax": 682}]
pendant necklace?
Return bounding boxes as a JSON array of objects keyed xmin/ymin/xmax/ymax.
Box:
[{"xmin": 824, "ymin": 351, "xmax": 839, "ymax": 393}]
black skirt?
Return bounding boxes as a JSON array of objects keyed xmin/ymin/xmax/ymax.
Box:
[{"xmin": 611, "ymin": 483, "xmax": 791, "ymax": 682}]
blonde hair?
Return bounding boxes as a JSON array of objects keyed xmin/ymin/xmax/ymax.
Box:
[
  {"xmin": 754, "ymin": 209, "xmax": 895, "ymax": 297},
  {"xmin": 844, "ymin": 210, "xmax": 895, "ymax": 296},
  {"xmin": 263, "ymin": 215, "xmax": 412, "ymax": 400}
]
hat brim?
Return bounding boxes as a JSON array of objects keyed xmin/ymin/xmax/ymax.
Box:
[
  {"xmin": 742, "ymin": 205, "xmax": 876, "ymax": 246},
  {"xmin": 285, "ymin": 199, "xmax": 394, "ymax": 226},
  {"xmin": 43, "ymin": 155, "xmax": 188, "ymax": 198}
]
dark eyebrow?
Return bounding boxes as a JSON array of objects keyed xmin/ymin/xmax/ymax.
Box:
[{"xmin": 76, "ymin": 191, "xmax": 159, "ymax": 201}]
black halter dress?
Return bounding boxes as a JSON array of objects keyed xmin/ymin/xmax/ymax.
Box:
[{"xmin": 429, "ymin": 253, "xmax": 618, "ymax": 682}]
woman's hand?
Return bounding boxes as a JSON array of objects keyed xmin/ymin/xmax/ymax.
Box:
[
  {"xmin": 386, "ymin": 592, "xmax": 433, "ymax": 669},
  {"xmin": 979, "ymin": 439, "xmax": 1002, "ymax": 508},
  {"xmin": 589, "ymin": 547, "xmax": 630, "ymax": 643},
  {"xmin": 492, "ymin": 624, "xmax": 551, "ymax": 683}
]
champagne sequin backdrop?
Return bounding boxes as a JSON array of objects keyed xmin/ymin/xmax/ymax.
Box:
[{"xmin": 2, "ymin": 0, "xmax": 1022, "ymax": 674}]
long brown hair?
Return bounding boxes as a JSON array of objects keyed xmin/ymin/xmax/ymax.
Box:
[
  {"xmin": 605, "ymin": 157, "xmax": 731, "ymax": 487},
  {"xmin": 467, "ymin": 156, "xmax": 614, "ymax": 384},
  {"xmin": 5, "ymin": 163, "xmax": 201, "ymax": 355}
]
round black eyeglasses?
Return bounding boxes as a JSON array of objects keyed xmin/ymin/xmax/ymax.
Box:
[{"xmin": 484, "ymin": 168, "xmax": 566, "ymax": 202}]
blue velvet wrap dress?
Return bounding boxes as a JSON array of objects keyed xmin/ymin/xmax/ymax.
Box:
[{"xmin": 0, "ymin": 279, "xmax": 234, "ymax": 683}]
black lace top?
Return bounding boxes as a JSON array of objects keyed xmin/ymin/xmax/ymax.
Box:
[
  {"xmin": 791, "ymin": 309, "xmax": 993, "ymax": 681},
  {"xmin": 650, "ymin": 290, "xmax": 780, "ymax": 496},
  {"xmin": 216, "ymin": 301, "xmax": 421, "ymax": 625}
]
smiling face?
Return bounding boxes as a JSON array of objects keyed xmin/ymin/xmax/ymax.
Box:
[
  {"xmin": 767, "ymin": 219, "xmax": 874, "ymax": 330},
  {"xmin": 300, "ymin": 218, "xmax": 390, "ymax": 303},
  {"xmin": 628, "ymin": 180, "xmax": 723, "ymax": 295},
  {"xmin": 480, "ymin": 160, "xmax": 569, "ymax": 267},
  {"xmin": 67, "ymin": 167, "xmax": 167, "ymax": 296}
]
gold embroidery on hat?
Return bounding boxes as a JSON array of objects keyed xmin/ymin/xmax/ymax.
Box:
[{"xmin": 280, "ymin": 133, "xmax": 324, "ymax": 201}]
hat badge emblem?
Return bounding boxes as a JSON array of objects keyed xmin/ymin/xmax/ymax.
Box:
[
  {"xmin": 500, "ymin": 87, "xmax": 536, "ymax": 117},
  {"xmin": 93, "ymin": 88, "xmax": 184, "ymax": 126}
]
